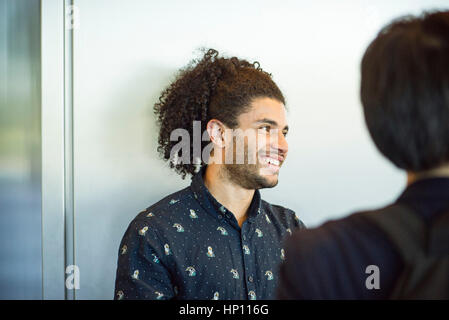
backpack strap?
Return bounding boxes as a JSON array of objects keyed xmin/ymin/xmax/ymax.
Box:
[
  {"xmin": 428, "ymin": 209, "xmax": 449, "ymax": 256},
  {"xmin": 364, "ymin": 204, "xmax": 449, "ymax": 299},
  {"xmin": 364, "ymin": 204, "xmax": 426, "ymax": 262}
]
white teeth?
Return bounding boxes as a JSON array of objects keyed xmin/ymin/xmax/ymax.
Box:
[{"xmin": 262, "ymin": 157, "xmax": 280, "ymax": 166}]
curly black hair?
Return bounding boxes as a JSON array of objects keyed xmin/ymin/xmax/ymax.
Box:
[{"xmin": 154, "ymin": 49, "xmax": 285, "ymax": 179}]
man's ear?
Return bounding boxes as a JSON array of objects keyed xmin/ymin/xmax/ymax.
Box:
[{"xmin": 206, "ymin": 119, "xmax": 226, "ymax": 148}]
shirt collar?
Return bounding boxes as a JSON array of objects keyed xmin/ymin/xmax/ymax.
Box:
[{"xmin": 190, "ymin": 166, "xmax": 262, "ymax": 225}]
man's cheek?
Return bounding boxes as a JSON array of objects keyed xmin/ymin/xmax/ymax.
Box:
[{"xmin": 256, "ymin": 134, "xmax": 268, "ymax": 154}]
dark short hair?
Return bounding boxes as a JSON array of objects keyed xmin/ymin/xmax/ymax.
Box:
[
  {"xmin": 154, "ymin": 49, "xmax": 285, "ymax": 179},
  {"xmin": 361, "ymin": 10, "xmax": 449, "ymax": 172}
]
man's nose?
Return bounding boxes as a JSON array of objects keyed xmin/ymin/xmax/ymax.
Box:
[{"xmin": 271, "ymin": 129, "xmax": 288, "ymax": 156}]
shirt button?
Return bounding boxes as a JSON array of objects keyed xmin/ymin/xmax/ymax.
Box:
[
  {"xmin": 218, "ymin": 214, "xmax": 223, "ymax": 219},
  {"xmin": 243, "ymin": 235, "xmax": 247, "ymax": 241},
  {"xmin": 248, "ymin": 276, "xmax": 254, "ymax": 282}
]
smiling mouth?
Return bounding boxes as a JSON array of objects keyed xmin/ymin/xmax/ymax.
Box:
[{"xmin": 259, "ymin": 156, "xmax": 282, "ymax": 173}]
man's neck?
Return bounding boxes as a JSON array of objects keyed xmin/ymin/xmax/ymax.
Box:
[
  {"xmin": 203, "ymin": 164, "xmax": 255, "ymax": 227},
  {"xmin": 407, "ymin": 164, "xmax": 449, "ymax": 186}
]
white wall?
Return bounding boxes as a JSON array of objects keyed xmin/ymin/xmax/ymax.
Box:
[{"xmin": 71, "ymin": 0, "xmax": 449, "ymax": 299}]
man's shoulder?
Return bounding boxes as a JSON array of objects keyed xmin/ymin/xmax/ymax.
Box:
[
  {"xmin": 287, "ymin": 204, "xmax": 398, "ymax": 258},
  {"xmin": 130, "ymin": 186, "xmax": 194, "ymax": 228},
  {"xmin": 279, "ymin": 204, "xmax": 404, "ymax": 299},
  {"xmin": 261, "ymin": 199, "xmax": 305, "ymax": 229}
]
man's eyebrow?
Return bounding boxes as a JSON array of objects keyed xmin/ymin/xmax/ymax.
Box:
[{"xmin": 255, "ymin": 118, "xmax": 289, "ymax": 131}]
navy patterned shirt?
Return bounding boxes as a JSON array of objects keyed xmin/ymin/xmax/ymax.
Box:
[{"xmin": 114, "ymin": 166, "xmax": 305, "ymax": 300}]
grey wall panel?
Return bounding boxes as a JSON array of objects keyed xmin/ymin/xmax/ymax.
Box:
[{"xmin": 0, "ymin": 0, "xmax": 42, "ymax": 300}]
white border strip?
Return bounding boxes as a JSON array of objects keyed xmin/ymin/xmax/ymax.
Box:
[
  {"xmin": 63, "ymin": 0, "xmax": 75, "ymax": 301},
  {"xmin": 41, "ymin": 0, "xmax": 66, "ymax": 300}
]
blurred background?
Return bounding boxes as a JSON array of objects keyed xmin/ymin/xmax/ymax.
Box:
[{"xmin": 1, "ymin": 0, "xmax": 447, "ymax": 300}]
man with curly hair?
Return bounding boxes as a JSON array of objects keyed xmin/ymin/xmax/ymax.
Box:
[{"xmin": 114, "ymin": 49, "xmax": 305, "ymax": 300}]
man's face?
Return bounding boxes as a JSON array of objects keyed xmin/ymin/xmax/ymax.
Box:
[{"xmin": 223, "ymin": 97, "xmax": 289, "ymax": 189}]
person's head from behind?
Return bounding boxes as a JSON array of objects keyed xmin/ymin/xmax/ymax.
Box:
[
  {"xmin": 154, "ymin": 49, "xmax": 289, "ymax": 189},
  {"xmin": 361, "ymin": 10, "xmax": 449, "ymax": 178}
]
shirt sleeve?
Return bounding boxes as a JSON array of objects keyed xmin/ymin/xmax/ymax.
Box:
[{"xmin": 114, "ymin": 218, "xmax": 175, "ymax": 300}]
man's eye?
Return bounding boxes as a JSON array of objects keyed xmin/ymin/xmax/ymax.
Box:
[
  {"xmin": 259, "ymin": 126, "xmax": 271, "ymax": 132},
  {"xmin": 283, "ymin": 131, "xmax": 288, "ymax": 137}
]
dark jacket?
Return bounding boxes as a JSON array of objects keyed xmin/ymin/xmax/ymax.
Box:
[{"xmin": 277, "ymin": 177, "xmax": 449, "ymax": 299}]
